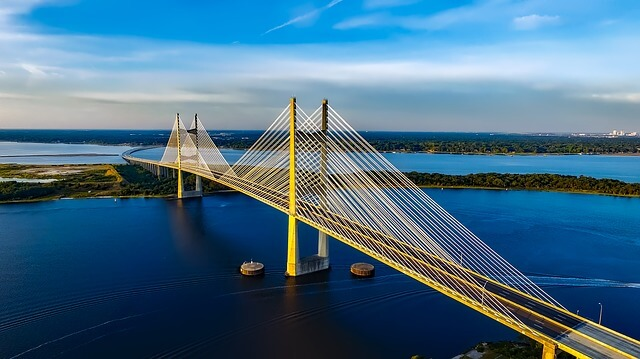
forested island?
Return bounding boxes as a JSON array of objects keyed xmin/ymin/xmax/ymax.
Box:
[
  {"xmin": 1, "ymin": 129, "xmax": 639, "ymax": 154},
  {"xmin": 405, "ymin": 172, "xmax": 640, "ymax": 196},
  {"xmin": 1, "ymin": 164, "xmax": 639, "ymax": 203}
]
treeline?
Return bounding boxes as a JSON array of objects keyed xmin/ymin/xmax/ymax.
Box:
[
  {"xmin": 0, "ymin": 177, "xmax": 119, "ymax": 202},
  {"xmin": 115, "ymin": 164, "xmax": 178, "ymax": 196},
  {"xmin": 3, "ymin": 165, "xmax": 639, "ymax": 202},
  {"xmin": 0, "ymin": 181, "xmax": 57, "ymax": 201},
  {"xmin": 404, "ymin": 172, "xmax": 640, "ymax": 196},
  {"xmin": 368, "ymin": 137, "xmax": 640, "ymax": 154},
  {"xmin": 3, "ymin": 129, "xmax": 640, "ymax": 154},
  {"xmin": 115, "ymin": 165, "xmax": 229, "ymax": 196}
]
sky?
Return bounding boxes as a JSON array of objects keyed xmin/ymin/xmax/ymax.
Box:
[{"xmin": 0, "ymin": 0, "xmax": 639, "ymax": 132}]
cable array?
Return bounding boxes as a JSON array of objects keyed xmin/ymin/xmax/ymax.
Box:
[
  {"xmin": 160, "ymin": 114, "xmax": 231, "ymax": 179},
  {"xmin": 160, "ymin": 103, "xmax": 564, "ymax": 328}
]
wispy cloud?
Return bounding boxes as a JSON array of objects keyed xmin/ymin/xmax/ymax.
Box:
[
  {"xmin": 263, "ymin": 0, "xmax": 343, "ymax": 35},
  {"xmin": 336, "ymin": 0, "xmax": 508, "ymax": 31},
  {"xmin": 363, "ymin": 0, "xmax": 420, "ymax": 10},
  {"xmin": 71, "ymin": 91, "xmax": 250, "ymax": 104},
  {"xmin": 513, "ymin": 14, "xmax": 560, "ymax": 31},
  {"xmin": 589, "ymin": 93, "xmax": 640, "ymax": 104},
  {"xmin": 334, "ymin": 13, "xmax": 389, "ymax": 30},
  {"xmin": 1, "ymin": 0, "xmax": 640, "ymax": 132},
  {"xmin": 21, "ymin": 63, "xmax": 62, "ymax": 78},
  {"xmin": 0, "ymin": 92, "xmax": 36, "ymax": 100}
]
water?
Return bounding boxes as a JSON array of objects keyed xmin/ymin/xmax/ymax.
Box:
[
  {"xmin": 0, "ymin": 142, "xmax": 132, "ymax": 165},
  {"xmin": 134, "ymin": 147, "xmax": 640, "ymax": 182},
  {"xmin": 3, "ymin": 142, "xmax": 640, "ymax": 182},
  {"xmin": 0, "ymin": 178, "xmax": 57, "ymax": 183},
  {"xmin": 0, "ymin": 190, "xmax": 638, "ymax": 358},
  {"xmin": 384, "ymin": 153, "xmax": 640, "ymax": 183}
]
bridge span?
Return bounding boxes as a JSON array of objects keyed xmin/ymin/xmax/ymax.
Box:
[{"xmin": 123, "ymin": 98, "xmax": 640, "ymax": 359}]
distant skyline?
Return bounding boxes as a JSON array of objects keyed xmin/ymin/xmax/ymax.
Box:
[{"xmin": 0, "ymin": 0, "xmax": 639, "ymax": 132}]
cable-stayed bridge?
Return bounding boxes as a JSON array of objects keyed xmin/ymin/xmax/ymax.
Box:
[{"xmin": 123, "ymin": 98, "xmax": 640, "ymax": 359}]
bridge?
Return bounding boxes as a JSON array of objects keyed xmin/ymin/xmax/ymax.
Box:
[{"xmin": 123, "ymin": 98, "xmax": 640, "ymax": 359}]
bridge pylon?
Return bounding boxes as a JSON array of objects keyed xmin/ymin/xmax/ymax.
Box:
[
  {"xmin": 181, "ymin": 114, "xmax": 204, "ymax": 198},
  {"xmin": 285, "ymin": 97, "xmax": 330, "ymax": 277},
  {"xmin": 176, "ymin": 113, "xmax": 184, "ymax": 199},
  {"xmin": 542, "ymin": 343, "xmax": 557, "ymax": 359}
]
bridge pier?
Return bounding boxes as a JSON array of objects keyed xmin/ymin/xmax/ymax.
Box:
[
  {"xmin": 177, "ymin": 169, "xmax": 183, "ymax": 199},
  {"xmin": 180, "ymin": 174, "xmax": 203, "ymax": 198},
  {"xmin": 542, "ymin": 343, "xmax": 557, "ymax": 359},
  {"xmin": 285, "ymin": 97, "xmax": 330, "ymax": 277},
  {"xmin": 285, "ymin": 216, "xmax": 330, "ymax": 277}
]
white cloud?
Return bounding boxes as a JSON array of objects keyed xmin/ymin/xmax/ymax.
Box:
[
  {"xmin": 589, "ymin": 93, "xmax": 640, "ymax": 104},
  {"xmin": 513, "ymin": 14, "xmax": 560, "ymax": 30},
  {"xmin": 71, "ymin": 91, "xmax": 251, "ymax": 104},
  {"xmin": 263, "ymin": 0, "xmax": 343, "ymax": 35},
  {"xmin": 363, "ymin": 0, "xmax": 420, "ymax": 10},
  {"xmin": 336, "ymin": 0, "xmax": 510, "ymax": 31},
  {"xmin": 21, "ymin": 63, "xmax": 50, "ymax": 77},
  {"xmin": 334, "ymin": 14, "xmax": 389, "ymax": 30},
  {"xmin": 0, "ymin": 92, "xmax": 36, "ymax": 100},
  {"xmin": 1, "ymin": 0, "xmax": 639, "ymax": 131}
]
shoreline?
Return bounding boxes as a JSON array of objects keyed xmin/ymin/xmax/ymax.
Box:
[
  {"xmin": 381, "ymin": 150, "xmax": 640, "ymax": 157},
  {"xmin": 418, "ymin": 185, "xmax": 640, "ymax": 198},
  {"xmin": 2, "ymin": 140, "xmax": 640, "ymax": 157},
  {"xmin": 1, "ymin": 164, "xmax": 638, "ymax": 204},
  {"xmin": 1, "ymin": 183, "xmax": 637, "ymax": 205}
]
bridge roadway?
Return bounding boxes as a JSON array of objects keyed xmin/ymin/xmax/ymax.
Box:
[{"xmin": 122, "ymin": 153, "xmax": 640, "ymax": 358}]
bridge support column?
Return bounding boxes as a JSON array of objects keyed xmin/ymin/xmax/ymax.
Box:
[
  {"xmin": 542, "ymin": 343, "xmax": 557, "ymax": 359},
  {"xmin": 286, "ymin": 215, "xmax": 299, "ymax": 276},
  {"xmin": 285, "ymin": 97, "xmax": 330, "ymax": 277},
  {"xmin": 181, "ymin": 174, "xmax": 203, "ymax": 198},
  {"xmin": 196, "ymin": 175, "xmax": 202, "ymax": 193},
  {"xmin": 176, "ymin": 113, "xmax": 184, "ymax": 199},
  {"xmin": 317, "ymin": 98, "xmax": 330, "ymax": 265},
  {"xmin": 177, "ymin": 169, "xmax": 183, "ymax": 199}
]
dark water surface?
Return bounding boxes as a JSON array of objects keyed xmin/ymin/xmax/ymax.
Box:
[{"xmin": 1, "ymin": 190, "xmax": 638, "ymax": 358}]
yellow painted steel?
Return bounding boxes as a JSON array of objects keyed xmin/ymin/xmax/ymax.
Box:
[
  {"xmin": 286, "ymin": 97, "xmax": 299, "ymax": 276},
  {"xmin": 542, "ymin": 344, "xmax": 557, "ymax": 359},
  {"xmin": 176, "ymin": 113, "xmax": 183, "ymax": 199}
]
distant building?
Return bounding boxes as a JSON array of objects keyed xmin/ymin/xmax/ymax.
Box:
[{"xmin": 607, "ymin": 129, "xmax": 639, "ymax": 137}]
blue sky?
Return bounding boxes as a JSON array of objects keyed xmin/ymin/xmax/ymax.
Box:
[{"xmin": 0, "ymin": 0, "xmax": 639, "ymax": 131}]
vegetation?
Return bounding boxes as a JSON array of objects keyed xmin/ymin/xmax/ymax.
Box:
[
  {"xmin": 115, "ymin": 164, "xmax": 177, "ymax": 196},
  {"xmin": 2, "ymin": 164, "xmax": 638, "ymax": 203},
  {"xmin": 0, "ymin": 164, "xmax": 230, "ymax": 203},
  {"xmin": 404, "ymin": 172, "xmax": 640, "ymax": 197},
  {"xmin": 0, "ymin": 164, "xmax": 124, "ymax": 202},
  {"xmin": 445, "ymin": 338, "xmax": 575, "ymax": 359},
  {"xmin": 2, "ymin": 129, "xmax": 640, "ymax": 154},
  {"xmin": 364, "ymin": 133, "xmax": 640, "ymax": 154}
]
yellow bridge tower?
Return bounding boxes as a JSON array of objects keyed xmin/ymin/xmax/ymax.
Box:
[{"xmin": 285, "ymin": 97, "xmax": 331, "ymax": 276}]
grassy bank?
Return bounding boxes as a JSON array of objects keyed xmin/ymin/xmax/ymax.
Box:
[
  {"xmin": 2, "ymin": 164, "xmax": 639, "ymax": 203},
  {"xmin": 0, "ymin": 164, "xmax": 232, "ymax": 203}
]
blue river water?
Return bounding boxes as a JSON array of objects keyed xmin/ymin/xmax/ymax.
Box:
[
  {"xmin": 0, "ymin": 142, "xmax": 132, "ymax": 165},
  {"xmin": 2, "ymin": 142, "xmax": 640, "ymax": 182},
  {"xmin": 133, "ymin": 147, "xmax": 640, "ymax": 183},
  {"xmin": 0, "ymin": 189, "xmax": 638, "ymax": 358}
]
